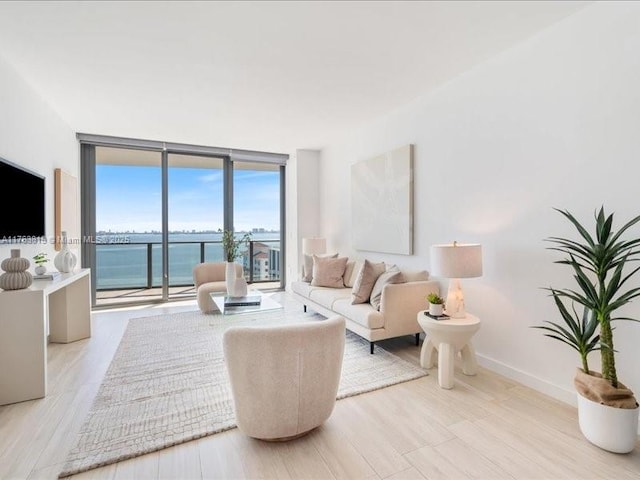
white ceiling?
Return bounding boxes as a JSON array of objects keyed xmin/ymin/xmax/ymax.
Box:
[{"xmin": 0, "ymin": 1, "xmax": 591, "ymax": 154}]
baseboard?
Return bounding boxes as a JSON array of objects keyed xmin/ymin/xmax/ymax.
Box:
[
  {"xmin": 476, "ymin": 353, "xmax": 576, "ymax": 404},
  {"xmin": 476, "ymin": 353, "xmax": 640, "ymax": 435}
]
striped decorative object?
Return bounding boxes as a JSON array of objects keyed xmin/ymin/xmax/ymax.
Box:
[{"xmin": 0, "ymin": 249, "xmax": 33, "ymax": 290}]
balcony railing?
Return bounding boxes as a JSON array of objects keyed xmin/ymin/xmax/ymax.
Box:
[{"xmin": 96, "ymin": 239, "xmax": 280, "ymax": 291}]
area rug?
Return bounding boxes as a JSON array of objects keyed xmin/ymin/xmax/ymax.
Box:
[{"xmin": 59, "ymin": 308, "xmax": 427, "ymax": 478}]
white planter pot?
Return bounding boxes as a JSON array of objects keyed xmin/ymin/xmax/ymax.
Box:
[
  {"xmin": 429, "ymin": 303, "xmax": 444, "ymax": 316},
  {"xmin": 577, "ymin": 391, "xmax": 639, "ymax": 453},
  {"xmin": 225, "ymin": 262, "xmax": 237, "ymax": 296}
]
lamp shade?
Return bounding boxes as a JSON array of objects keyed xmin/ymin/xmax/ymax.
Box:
[
  {"xmin": 302, "ymin": 237, "xmax": 327, "ymax": 256},
  {"xmin": 430, "ymin": 243, "xmax": 482, "ymax": 279}
]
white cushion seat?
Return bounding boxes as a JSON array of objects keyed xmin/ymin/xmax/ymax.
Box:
[
  {"xmin": 332, "ymin": 298, "xmax": 385, "ymax": 330},
  {"xmin": 223, "ymin": 316, "xmax": 346, "ymax": 441}
]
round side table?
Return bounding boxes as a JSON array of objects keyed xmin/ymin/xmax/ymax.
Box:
[{"xmin": 417, "ymin": 312, "xmax": 481, "ymax": 389}]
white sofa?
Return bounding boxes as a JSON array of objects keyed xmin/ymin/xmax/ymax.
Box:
[{"xmin": 291, "ymin": 261, "xmax": 440, "ymax": 353}]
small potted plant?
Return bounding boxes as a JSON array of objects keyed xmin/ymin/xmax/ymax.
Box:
[
  {"xmin": 222, "ymin": 230, "xmax": 252, "ymax": 296},
  {"xmin": 33, "ymin": 252, "xmax": 49, "ymax": 275},
  {"xmin": 427, "ymin": 292, "xmax": 445, "ymax": 316}
]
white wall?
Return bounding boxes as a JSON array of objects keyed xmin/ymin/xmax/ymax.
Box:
[
  {"xmin": 0, "ymin": 54, "xmax": 78, "ymax": 266},
  {"xmin": 318, "ymin": 2, "xmax": 640, "ymax": 412},
  {"xmin": 285, "ymin": 149, "xmax": 321, "ymax": 287}
]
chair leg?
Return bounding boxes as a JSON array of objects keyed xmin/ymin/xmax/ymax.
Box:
[
  {"xmin": 370, "ymin": 342, "xmax": 374, "ymax": 354},
  {"xmin": 416, "ymin": 333, "xmax": 420, "ymax": 346}
]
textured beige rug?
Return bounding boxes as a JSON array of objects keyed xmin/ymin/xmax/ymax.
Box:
[{"xmin": 59, "ymin": 308, "xmax": 427, "ymax": 478}]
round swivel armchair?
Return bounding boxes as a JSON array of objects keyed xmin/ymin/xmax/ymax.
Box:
[{"xmin": 223, "ymin": 316, "xmax": 346, "ymax": 441}]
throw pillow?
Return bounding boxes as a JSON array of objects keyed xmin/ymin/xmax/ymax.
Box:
[
  {"xmin": 370, "ymin": 264, "xmax": 406, "ymax": 311},
  {"xmin": 351, "ymin": 259, "xmax": 386, "ymax": 304},
  {"xmin": 302, "ymin": 253, "xmax": 338, "ymax": 282},
  {"xmin": 311, "ymin": 256, "xmax": 349, "ymax": 288},
  {"xmin": 343, "ymin": 259, "xmax": 362, "ymax": 288}
]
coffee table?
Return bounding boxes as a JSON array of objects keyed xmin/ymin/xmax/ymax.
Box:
[{"xmin": 210, "ymin": 289, "xmax": 282, "ymax": 316}]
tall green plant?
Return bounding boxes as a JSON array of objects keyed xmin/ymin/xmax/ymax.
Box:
[
  {"xmin": 532, "ymin": 294, "xmax": 600, "ymax": 374},
  {"xmin": 541, "ymin": 206, "xmax": 640, "ymax": 388},
  {"xmin": 222, "ymin": 230, "xmax": 252, "ymax": 263}
]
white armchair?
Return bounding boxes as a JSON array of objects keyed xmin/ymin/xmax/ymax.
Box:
[
  {"xmin": 193, "ymin": 262, "xmax": 243, "ymax": 313},
  {"xmin": 223, "ymin": 316, "xmax": 346, "ymax": 441}
]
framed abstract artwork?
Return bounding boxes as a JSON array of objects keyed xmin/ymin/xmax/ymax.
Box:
[{"xmin": 351, "ymin": 144, "xmax": 413, "ymax": 255}]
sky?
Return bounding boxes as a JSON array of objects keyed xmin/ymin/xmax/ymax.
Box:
[{"xmin": 96, "ymin": 165, "xmax": 280, "ymax": 233}]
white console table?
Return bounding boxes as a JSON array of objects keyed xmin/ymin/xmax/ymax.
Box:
[{"xmin": 0, "ymin": 268, "xmax": 91, "ymax": 405}]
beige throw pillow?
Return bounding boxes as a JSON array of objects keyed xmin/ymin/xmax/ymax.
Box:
[
  {"xmin": 370, "ymin": 265, "xmax": 406, "ymax": 311},
  {"xmin": 302, "ymin": 253, "xmax": 337, "ymax": 282},
  {"xmin": 351, "ymin": 259, "xmax": 386, "ymax": 304},
  {"xmin": 311, "ymin": 256, "xmax": 349, "ymax": 288},
  {"xmin": 343, "ymin": 259, "xmax": 361, "ymax": 288}
]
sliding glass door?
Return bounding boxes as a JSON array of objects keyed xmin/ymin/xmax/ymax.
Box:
[
  {"xmin": 80, "ymin": 135, "xmax": 287, "ymax": 308},
  {"xmin": 167, "ymin": 153, "xmax": 225, "ymax": 300},
  {"xmin": 93, "ymin": 146, "xmax": 164, "ymax": 305},
  {"xmin": 233, "ymin": 161, "xmax": 283, "ymax": 284}
]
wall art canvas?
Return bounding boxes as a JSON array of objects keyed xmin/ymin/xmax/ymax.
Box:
[{"xmin": 351, "ymin": 144, "xmax": 413, "ymax": 255}]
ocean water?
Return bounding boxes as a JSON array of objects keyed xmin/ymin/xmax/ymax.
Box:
[{"xmin": 96, "ymin": 232, "xmax": 280, "ymax": 289}]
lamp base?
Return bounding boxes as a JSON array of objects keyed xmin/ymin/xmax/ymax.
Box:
[{"xmin": 445, "ymin": 278, "xmax": 466, "ymax": 318}]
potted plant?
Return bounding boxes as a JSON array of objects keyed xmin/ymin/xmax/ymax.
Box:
[
  {"xmin": 222, "ymin": 230, "xmax": 252, "ymax": 296},
  {"xmin": 427, "ymin": 292, "xmax": 445, "ymax": 317},
  {"xmin": 33, "ymin": 252, "xmax": 49, "ymax": 275},
  {"xmin": 534, "ymin": 207, "xmax": 640, "ymax": 453}
]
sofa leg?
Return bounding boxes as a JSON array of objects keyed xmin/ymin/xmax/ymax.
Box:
[
  {"xmin": 370, "ymin": 342, "xmax": 374, "ymax": 354},
  {"xmin": 303, "ymin": 305, "xmax": 307, "ymax": 313},
  {"xmin": 415, "ymin": 333, "xmax": 420, "ymax": 346}
]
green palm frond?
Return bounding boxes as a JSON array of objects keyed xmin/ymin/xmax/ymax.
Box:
[{"xmin": 537, "ymin": 206, "xmax": 640, "ymax": 388}]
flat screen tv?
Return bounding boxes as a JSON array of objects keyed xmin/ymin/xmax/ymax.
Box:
[{"xmin": 0, "ymin": 157, "xmax": 46, "ymax": 239}]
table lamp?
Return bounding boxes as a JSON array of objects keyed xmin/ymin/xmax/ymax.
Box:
[
  {"xmin": 302, "ymin": 237, "xmax": 326, "ymax": 256},
  {"xmin": 430, "ymin": 242, "xmax": 483, "ymax": 318}
]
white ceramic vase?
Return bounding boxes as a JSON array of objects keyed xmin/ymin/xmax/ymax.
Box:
[
  {"xmin": 54, "ymin": 231, "xmax": 77, "ymax": 273},
  {"xmin": 577, "ymin": 391, "xmax": 639, "ymax": 453},
  {"xmin": 35, "ymin": 264, "xmax": 47, "ymax": 275},
  {"xmin": 225, "ymin": 261, "xmax": 237, "ymax": 296},
  {"xmin": 233, "ymin": 277, "xmax": 248, "ymax": 297}
]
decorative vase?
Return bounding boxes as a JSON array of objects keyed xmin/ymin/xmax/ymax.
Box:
[
  {"xmin": 54, "ymin": 231, "xmax": 77, "ymax": 273},
  {"xmin": 0, "ymin": 249, "xmax": 33, "ymax": 290},
  {"xmin": 429, "ymin": 303, "xmax": 444, "ymax": 316},
  {"xmin": 577, "ymin": 391, "xmax": 639, "ymax": 453},
  {"xmin": 233, "ymin": 277, "xmax": 248, "ymax": 297},
  {"xmin": 225, "ymin": 261, "xmax": 237, "ymax": 296},
  {"xmin": 35, "ymin": 264, "xmax": 47, "ymax": 275}
]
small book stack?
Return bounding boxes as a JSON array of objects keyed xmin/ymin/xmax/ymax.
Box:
[
  {"xmin": 424, "ymin": 311, "xmax": 450, "ymax": 321},
  {"xmin": 224, "ymin": 295, "xmax": 262, "ymax": 307},
  {"xmin": 33, "ymin": 272, "xmax": 62, "ymax": 280}
]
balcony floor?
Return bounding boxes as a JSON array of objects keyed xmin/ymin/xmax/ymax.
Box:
[{"xmin": 95, "ymin": 282, "xmax": 282, "ymax": 308}]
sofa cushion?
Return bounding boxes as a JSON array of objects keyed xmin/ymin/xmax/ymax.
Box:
[
  {"xmin": 332, "ymin": 298, "xmax": 385, "ymax": 330},
  {"xmin": 370, "ymin": 265, "xmax": 406, "ymax": 311},
  {"xmin": 302, "ymin": 253, "xmax": 338, "ymax": 282},
  {"xmin": 311, "ymin": 256, "xmax": 349, "ymax": 288},
  {"xmin": 309, "ymin": 287, "xmax": 351, "ymax": 310},
  {"xmin": 351, "ymin": 259, "xmax": 385, "ymax": 304},
  {"xmin": 402, "ymin": 269, "xmax": 429, "ymax": 282},
  {"xmin": 291, "ymin": 280, "xmax": 315, "ymax": 297}
]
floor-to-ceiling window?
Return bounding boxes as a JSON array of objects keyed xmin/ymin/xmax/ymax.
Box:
[
  {"xmin": 167, "ymin": 153, "xmax": 226, "ymax": 301},
  {"xmin": 233, "ymin": 161, "xmax": 283, "ymax": 283},
  {"xmin": 79, "ymin": 134, "xmax": 287, "ymax": 308}
]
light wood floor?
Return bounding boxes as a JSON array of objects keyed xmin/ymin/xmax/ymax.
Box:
[{"xmin": 1, "ymin": 292, "xmax": 638, "ymax": 480}]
